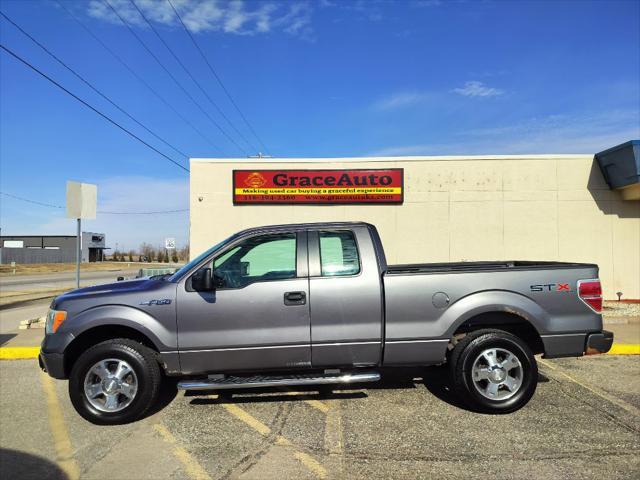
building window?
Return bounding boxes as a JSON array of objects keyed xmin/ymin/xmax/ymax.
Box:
[
  {"xmin": 319, "ymin": 231, "xmax": 360, "ymax": 276},
  {"xmin": 3, "ymin": 240, "xmax": 24, "ymax": 248}
]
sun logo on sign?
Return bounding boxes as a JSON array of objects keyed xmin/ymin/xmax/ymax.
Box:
[{"xmin": 245, "ymin": 172, "xmax": 267, "ymax": 188}]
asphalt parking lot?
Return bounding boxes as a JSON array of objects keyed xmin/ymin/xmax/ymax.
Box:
[{"xmin": 1, "ymin": 354, "xmax": 639, "ymax": 480}]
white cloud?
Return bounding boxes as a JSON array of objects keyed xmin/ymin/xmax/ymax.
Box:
[
  {"xmin": 372, "ymin": 91, "xmax": 433, "ymax": 111},
  {"xmin": 274, "ymin": 2, "xmax": 314, "ymax": 39},
  {"xmin": 452, "ymin": 80, "xmax": 504, "ymax": 97},
  {"xmin": 369, "ymin": 109, "xmax": 640, "ymax": 156},
  {"xmin": 86, "ymin": 0, "xmax": 313, "ymax": 38}
]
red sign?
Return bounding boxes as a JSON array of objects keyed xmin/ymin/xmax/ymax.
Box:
[{"xmin": 233, "ymin": 169, "xmax": 404, "ymax": 204}]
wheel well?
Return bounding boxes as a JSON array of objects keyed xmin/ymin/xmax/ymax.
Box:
[
  {"xmin": 64, "ymin": 325, "xmax": 159, "ymax": 376},
  {"xmin": 452, "ymin": 312, "xmax": 544, "ymax": 354}
]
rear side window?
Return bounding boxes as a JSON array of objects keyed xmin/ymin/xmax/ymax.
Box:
[{"xmin": 319, "ymin": 231, "xmax": 360, "ymax": 276}]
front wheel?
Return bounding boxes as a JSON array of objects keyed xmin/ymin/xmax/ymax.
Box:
[
  {"xmin": 69, "ymin": 339, "xmax": 162, "ymax": 425},
  {"xmin": 449, "ymin": 329, "xmax": 538, "ymax": 413}
]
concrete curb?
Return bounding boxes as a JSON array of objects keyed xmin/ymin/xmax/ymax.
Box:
[
  {"xmin": 0, "ymin": 294, "xmax": 59, "ymax": 311},
  {"xmin": 1, "ymin": 345, "xmax": 639, "ymax": 360}
]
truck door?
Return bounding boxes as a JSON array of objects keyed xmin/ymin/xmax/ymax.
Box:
[
  {"xmin": 308, "ymin": 227, "xmax": 384, "ymax": 367},
  {"xmin": 176, "ymin": 231, "xmax": 311, "ymax": 374}
]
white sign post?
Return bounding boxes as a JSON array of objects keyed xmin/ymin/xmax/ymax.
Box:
[{"xmin": 67, "ymin": 181, "xmax": 97, "ymax": 288}]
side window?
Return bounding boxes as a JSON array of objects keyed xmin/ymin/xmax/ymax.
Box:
[
  {"xmin": 319, "ymin": 231, "xmax": 360, "ymax": 277},
  {"xmin": 212, "ymin": 233, "xmax": 296, "ymax": 288}
]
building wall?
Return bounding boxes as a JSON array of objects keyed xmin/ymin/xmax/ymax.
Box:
[
  {"xmin": 0, "ymin": 233, "xmax": 106, "ymax": 264},
  {"xmin": 190, "ymin": 155, "xmax": 640, "ymax": 299},
  {"xmin": 0, "ymin": 247, "xmax": 76, "ymax": 264}
]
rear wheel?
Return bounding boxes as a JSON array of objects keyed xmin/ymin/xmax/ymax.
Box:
[
  {"xmin": 449, "ymin": 329, "xmax": 538, "ymax": 413},
  {"xmin": 69, "ymin": 339, "xmax": 161, "ymax": 425}
]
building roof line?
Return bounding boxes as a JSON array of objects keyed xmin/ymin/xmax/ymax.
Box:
[{"xmin": 190, "ymin": 154, "xmax": 595, "ymax": 164}]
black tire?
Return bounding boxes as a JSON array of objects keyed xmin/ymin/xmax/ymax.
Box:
[
  {"xmin": 69, "ymin": 339, "xmax": 162, "ymax": 425},
  {"xmin": 448, "ymin": 329, "xmax": 538, "ymax": 414}
]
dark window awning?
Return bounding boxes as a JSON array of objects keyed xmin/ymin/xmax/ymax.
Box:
[{"xmin": 595, "ymin": 140, "xmax": 640, "ymax": 200}]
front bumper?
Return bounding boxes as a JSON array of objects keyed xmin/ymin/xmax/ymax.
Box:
[
  {"xmin": 38, "ymin": 332, "xmax": 74, "ymax": 379},
  {"xmin": 586, "ymin": 330, "xmax": 614, "ymax": 355},
  {"xmin": 38, "ymin": 351, "xmax": 66, "ymax": 379}
]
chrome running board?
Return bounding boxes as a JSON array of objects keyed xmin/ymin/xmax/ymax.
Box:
[{"xmin": 177, "ymin": 370, "xmax": 380, "ymax": 391}]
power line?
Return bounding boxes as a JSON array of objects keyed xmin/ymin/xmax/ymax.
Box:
[
  {"xmin": 102, "ymin": 0, "xmax": 247, "ymax": 156},
  {"xmin": 167, "ymin": 0, "xmax": 271, "ymax": 155},
  {"xmin": 0, "ymin": 43, "xmax": 189, "ymax": 173},
  {"xmin": 54, "ymin": 0, "xmax": 224, "ymax": 156},
  {"xmin": 130, "ymin": 0, "xmax": 257, "ymax": 153},
  {"xmin": 0, "ymin": 10, "xmax": 191, "ymax": 162},
  {"xmin": 0, "ymin": 192, "xmax": 188, "ymax": 215},
  {"xmin": 0, "ymin": 192, "xmax": 63, "ymax": 209}
]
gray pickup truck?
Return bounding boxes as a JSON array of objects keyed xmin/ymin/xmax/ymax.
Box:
[{"xmin": 39, "ymin": 222, "xmax": 613, "ymax": 424}]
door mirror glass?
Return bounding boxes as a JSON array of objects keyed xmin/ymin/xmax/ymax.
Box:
[{"xmin": 191, "ymin": 267, "xmax": 213, "ymax": 291}]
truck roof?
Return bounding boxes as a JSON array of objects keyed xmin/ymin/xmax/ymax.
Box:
[{"xmin": 234, "ymin": 221, "xmax": 375, "ymax": 237}]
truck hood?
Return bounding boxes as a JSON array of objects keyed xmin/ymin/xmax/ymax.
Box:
[{"xmin": 52, "ymin": 277, "xmax": 160, "ymax": 307}]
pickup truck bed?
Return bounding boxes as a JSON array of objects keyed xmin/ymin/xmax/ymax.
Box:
[{"xmin": 386, "ymin": 261, "xmax": 597, "ymax": 274}]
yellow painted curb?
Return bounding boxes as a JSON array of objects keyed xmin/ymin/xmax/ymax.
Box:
[
  {"xmin": 0, "ymin": 343, "xmax": 638, "ymax": 360},
  {"xmin": 607, "ymin": 344, "xmax": 640, "ymax": 355},
  {"xmin": 0, "ymin": 347, "xmax": 40, "ymax": 359}
]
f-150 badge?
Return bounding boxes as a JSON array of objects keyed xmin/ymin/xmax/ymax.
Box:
[{"xmin": 139, "ymin": 299, "xmax": 172, "ymax": 306}]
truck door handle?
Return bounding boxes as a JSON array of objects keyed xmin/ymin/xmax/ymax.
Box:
[{"xmin": 284, "ymin": 291, "xmax": 306, "ymax": 306}]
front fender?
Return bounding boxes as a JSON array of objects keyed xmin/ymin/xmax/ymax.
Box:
[{"xmin": 58, "ymin": 304, "xmax": 177, "ymax": 351}]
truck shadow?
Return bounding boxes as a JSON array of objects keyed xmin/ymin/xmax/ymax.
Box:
[{"xmin": 0, "ymin": 448, "xmax": 68, "ymax": 480}]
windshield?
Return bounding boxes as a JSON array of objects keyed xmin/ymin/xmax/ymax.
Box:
[{"xmin": 168, "ymin": 234, "xmax": 237, "ymax": 282}]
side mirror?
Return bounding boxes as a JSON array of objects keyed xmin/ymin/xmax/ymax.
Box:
[{"xmin": 192, "ymin": 268, "xmax": 213, "ymax": 292}]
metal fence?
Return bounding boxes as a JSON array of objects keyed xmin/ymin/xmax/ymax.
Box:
[{"xmin": 0, "ymin": 247, "xmax": 76, "ymax": 264}]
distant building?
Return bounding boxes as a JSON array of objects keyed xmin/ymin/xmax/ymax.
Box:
[{"xmin": 0, "ymin": 232, "xmax": 108, "ymax": 264}]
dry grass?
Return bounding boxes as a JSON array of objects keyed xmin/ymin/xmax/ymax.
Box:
[{"xmin": 0, "ymin": 262, "xmax": 178, "ymax": 276}]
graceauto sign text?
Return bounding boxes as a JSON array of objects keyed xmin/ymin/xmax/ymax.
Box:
[{"xmin": 232, "ymin": 169, "xmax": 404, "ymax": 204}]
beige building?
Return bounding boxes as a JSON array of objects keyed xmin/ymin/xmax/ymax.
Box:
[{"xmin": 190, "ymin": 154, "xmax": 640, "ymax": 300}]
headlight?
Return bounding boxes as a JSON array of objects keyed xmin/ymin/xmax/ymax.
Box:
[{"xmin": 45, "ymin": 309, "xmax": 67, "ymax": 334}]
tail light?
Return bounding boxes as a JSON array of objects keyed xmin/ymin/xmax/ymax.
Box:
[{"xmin": 577, "ymin": 279, "xmax": 602, "ymax": 313}]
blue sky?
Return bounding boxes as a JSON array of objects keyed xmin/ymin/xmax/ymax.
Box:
[{"xmin": 1, "ymin": 0, "xmax": 639, "ymax": 250}]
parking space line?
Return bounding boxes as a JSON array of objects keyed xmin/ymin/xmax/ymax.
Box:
[
  {"xmin": 279, "ymin": 388, "xmax": 330, "ymax": 413},
  {"xmin": 40, "ymin": 372, "xmax": 80, "ymax": 480},
  {"xmin": 153, "ymin": 423, "xmax": 212, "ymax": 480},
  {"xmin": 222, "ymin": 403, "xmax": 328, "ymax": 478},
  {"xmin": 324, "ymin": 402, "xmax": 345, "ymax": 477},
  {"xmin": 539, "ymin": 359, "xmax": 640, "ymax": 417}
]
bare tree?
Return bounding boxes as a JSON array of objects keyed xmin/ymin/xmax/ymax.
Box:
[
  {"xmin": 139, "ymin": 242, "xmax": 155, "ymax": 262},
  {"xmin": 178, "ymin": 243, "xmax": 190, "ymax": 261}
]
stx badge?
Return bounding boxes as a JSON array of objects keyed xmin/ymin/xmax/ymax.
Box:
[{"xmin": 530, "ymin": 283, "xmax": 572, "ymax": 292}]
